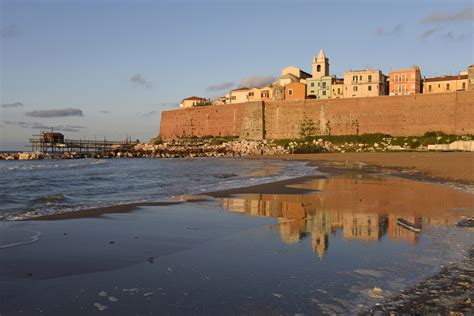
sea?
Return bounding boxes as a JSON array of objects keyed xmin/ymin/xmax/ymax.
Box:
[{"xmin": 0, "ymin": 158, "xmax": 314, "ymax": 220}]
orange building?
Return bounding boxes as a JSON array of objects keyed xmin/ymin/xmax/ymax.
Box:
[
  {"xmin": 389, "ymin": 66, "xmax": 422, "ymax": 96},
  {"xmin": 284, "ymin": 81, "xmax": 306, "ymax": 100}
]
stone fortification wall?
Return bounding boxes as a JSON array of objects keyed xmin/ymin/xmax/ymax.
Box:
[
  {"xmin": 159, "ymin": 102, "xmax": 247, "ymax": 139},
  {"xmin": 159, "ymin": 91, "xmax": 474, "ymax": 140}
]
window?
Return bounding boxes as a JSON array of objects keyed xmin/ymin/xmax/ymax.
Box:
[
  {"xmin": 338, "ymin": 88, "xmax": 341, "ymax": 94},
  {"xmin": 438, "ymin": 84, "xmax": 440, "ymax": 88},
  {"xmin": 368, "ymin": 75, "xmax": 372, "ymax": 83},
  {"xmin": 310, "ymin": 82, "xmax": 314, "ymax": 87},
  {"xmin": 261, "ymin": 91, "xmax": 269, "ymax": 98},
  {"xmin": 401, "ymin": 74, "xmax": 406, "ymax": 82},
  {"xmin": 353, "ymin": 76, "xmax": 358, "ymax": 83},
  {"xmin": 317, "ymin": 65, "xmax": 321, "ymax": 72},
  {"xmin": 462, "ymin": 82, "xmax": 466, "ymax": 90},
  {"xmin": 394, "ymin": 85, "xmax": 399, "ymax": 93},
  {"xmin": 322, "ymin": 82, "xmax": 327, "ymax": 88},
  {"xmin": 248, "ymin": 92, "xmax": 254, "ymax": 96},
  {"xmin": 359, "ymin": 75, "xmax": 362, "ymax": 80},
  {"xmin": 318, "ymin": 82, "xmax": 320, "ymax": 87},
  {"xmin": 310, "ymin": 90, "xmax": 314, "ymax": 93},
  {"xmin": 231, "ymin": 96, "xmax": 236, "ymax": 100},
  {"xmin": 446, "ymin": 83, "xmax": 450, "ymax": 91},
  {"xmin": 322, "ymin": 91, "xmax": 326, "ymax": 96},
  {"xmin": 353, "ymin": 86, "xmax": 358, "ymax": 92},
  {"xmin": 410, "ymin": 84, "xmax": 415, "ymax": 90},
  {"xmin": 428, "ymin": 85, "xmax": 432, "ymax": 92},
  {"xmin": 401, "ymin": 85, "xmax": 406, "ymax": 94},
  {"xmin": 394, "ymin": 74, "xmax": 399, "ymax": 82},
  {"xmin": 368, "ymin": 85, "xmax": 372, "ymax": 91},
  {"xmin": 288, "ymin": 89, "xmax": 293, "ymax": 95},
  {"xmin": 411, "ymin": 73, "xmax": 416, "ymax": 79}
]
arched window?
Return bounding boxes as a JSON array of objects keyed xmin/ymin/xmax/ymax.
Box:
[{"xmin": 317, "ymin": 65, "xmax": 321, "ymax": 72}]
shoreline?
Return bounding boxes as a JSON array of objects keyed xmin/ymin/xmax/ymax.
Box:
[
  {"xmin": 250, "ymin": 152, "xmax": 474, "ymax": 186},
  {"xmin": 19, "ymin": 153, "xmax": 473, "ymax": 222}
]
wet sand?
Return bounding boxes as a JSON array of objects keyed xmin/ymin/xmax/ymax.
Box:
[
  {"xmin": 259, "ymin": 152, "xmax": 474, "ymax": 184},
  {"xmin": 1, "ymin": 158, "xmax": 474, "ymax": 314}
]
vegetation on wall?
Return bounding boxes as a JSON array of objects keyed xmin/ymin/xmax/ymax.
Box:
[
  {"xmin": 274, "ymin": 131, "xmax": 472, "ymax": 153},
  {"xmin": 299, "ymin": 116, "xmax": 320, "ymax": 138}
]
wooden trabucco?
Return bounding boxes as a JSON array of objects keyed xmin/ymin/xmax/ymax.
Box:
[{"xmin": 29, "ymin": 131, "xmax": 138, "ymax": 153}]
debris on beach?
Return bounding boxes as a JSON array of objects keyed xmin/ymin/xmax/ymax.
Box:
[
  {"xmin": 108, "ymin": 296, "xmax": 118, "ymax": 302},
  {"xmin": 272, "ymin": 293, "xmax": 284, "ymax": 298},
  {"xmin": 456, "ymin": 217, "xmax": 474, "ymax": 228},
  {"xmin": 94, "ymin": 303, "xmax": 108, "ymax": 311},
  {"xmin": 368, "ymin": 287, "xmax": 384, "ymax": 299},
  {"xmin": 122, "ymin": 288, "xmax": 139, "ymax": 294},
  {"xmin": 98, "ymin": 291, "xmax": 108, "ymax": 297},
  {"xmin": 143, "ymin": 292, "xmax": 154, "ymax": 297}
]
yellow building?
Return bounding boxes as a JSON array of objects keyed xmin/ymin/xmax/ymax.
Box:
[
  {"xmin": 247, "ymin": 85, "xmax": 274, "ymax": 102},
  {"xmin": 278, "ymin": 66, "xmax": 311, "ymax": 86},
  {"xmin": 227, "ymin": 87, "xmax": 250, "ymax": 104},
  {"xmin": 210, "ymin": 96, "xmax": 227, "ymax": 105},
  {"xmin": 343, "ymin": 69, "xmax": 388, "ymax": 98},
  {"xmin": 423, "ymin": 72, "xmax": 468, "ymax": 94},
  {"xmin": 331, "ymin": 78, "xmax": 344, "ymax": 98},
  {"xmin": 180, "ymin": 96, "xmax": 209, "ymax": 108}
]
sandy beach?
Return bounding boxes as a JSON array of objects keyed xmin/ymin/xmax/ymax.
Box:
[{"xmin": 260, "ymin": 152, "xmax": 474, "ymax": 185}]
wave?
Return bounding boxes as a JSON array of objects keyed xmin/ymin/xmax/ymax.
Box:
[
  {"xmin": 0, "ymin": 159, "xmax": 107, "ymax": 172},
  {"xmin": 0, "ymin": 228, "xmax": 42, "ymax": 249},
  {"xmin": 0, "ymin": 159, "xmax": 316, "ymax": 221}
]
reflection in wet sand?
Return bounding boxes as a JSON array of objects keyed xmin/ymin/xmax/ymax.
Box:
[{"xmin": 222, "ymin": 174, "xmax": 474, "ymax": 260}]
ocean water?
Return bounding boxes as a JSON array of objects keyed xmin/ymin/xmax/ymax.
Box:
[{"xmin": 0, "ymin": 158, "xmax": 313, "ymax": 220}]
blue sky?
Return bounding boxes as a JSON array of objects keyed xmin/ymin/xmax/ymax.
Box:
[{"xmin": 1, "ymin": 0, "xmax": 473, "ymax": 150}]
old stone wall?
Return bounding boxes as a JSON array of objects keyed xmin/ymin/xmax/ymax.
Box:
[
  {"xmin": 159, "ymin": 103, "xmax": 246, "ymax": 139},
  {"xmin": 159, "ymin": 91, "xmax": 474, "ymax": 140}
]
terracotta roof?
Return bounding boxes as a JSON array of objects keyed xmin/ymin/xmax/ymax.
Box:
[
  {"xmin": 424, "ymin": 74, "xmax": 468, "ymax": 82},
  {"xmin": 182, "ymin": 96, "xmax": 207, "ymax": 101},
  {"xmin": 345, "ymin": 69, "xmax": 382, "ymax": 73}
]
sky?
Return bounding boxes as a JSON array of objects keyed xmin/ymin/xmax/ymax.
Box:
[{"xmin": 1, "ymin": 0, "xmax": 473, "ymax": 151}]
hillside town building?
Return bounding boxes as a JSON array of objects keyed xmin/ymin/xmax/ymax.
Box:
[
  {"xmin": 226, "ymin": 87, "xmax": 250, "ymax": 104},
  {"xmin": 389, "ymin": 66, "xmax": 422, "ymax": 95},
  {"xmin": 343, "ymin": 69, "xmax": 388, "ymax": 98},
  {"xmin": 179, "ymin": 49, "xmax": 472, "ymax": 107},
  {"xmin": 423, "ymin": 72, "xmax": 469, "ymax": 94},
  {"xmin": 180, "ymin": 96, "xmax": 209, "ymax": 108},
  {"xmin": 284, "ymin": 81, "xmax": 306, "ymax": 100}
]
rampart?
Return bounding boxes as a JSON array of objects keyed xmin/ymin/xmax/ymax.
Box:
[{"xmin": 159, "ymin": 91, "xmax": 474, "ymax": 140}]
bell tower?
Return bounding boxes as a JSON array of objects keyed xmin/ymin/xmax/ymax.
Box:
[{"xmin": 312, "ymin": 49, "xmax": 329, "ymax": 80}]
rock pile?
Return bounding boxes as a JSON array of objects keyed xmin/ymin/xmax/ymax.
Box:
[
  {"xmin": 133, "ymin": 140, "xmax": 288, "ymax": 158},
  {"xmin": 289, "ymin": 137, "xmax": 411, "ymax": 153},
  {"xmin": 0, "ymin": 140, "xmax": 288, "ymax": 160}
]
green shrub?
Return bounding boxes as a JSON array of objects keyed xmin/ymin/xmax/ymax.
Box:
[
  {"xmin": 293, "ymin": 143, "xmax": 326, "ymax": 154},
  {"xmin": 150, "ymin": 136, "xmax": 163, "ymax": 145}
]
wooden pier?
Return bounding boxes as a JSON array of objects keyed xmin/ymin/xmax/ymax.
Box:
[{"xmin": 29, "ymin": 131, "xmax": 138, "ymax": 153}]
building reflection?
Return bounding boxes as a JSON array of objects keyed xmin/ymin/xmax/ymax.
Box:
[{"xmin": 221, "ymin": 175, "xmax": 474, "ymax": 260}]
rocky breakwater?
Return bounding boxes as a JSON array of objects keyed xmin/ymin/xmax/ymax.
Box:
[
  {"xmin": 132, "ymin": 140, "xmax": 288, "ymax": 158},
  {"xmin": 0, "ymin": 140, "xmax": 289, "ymax": 160}
]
